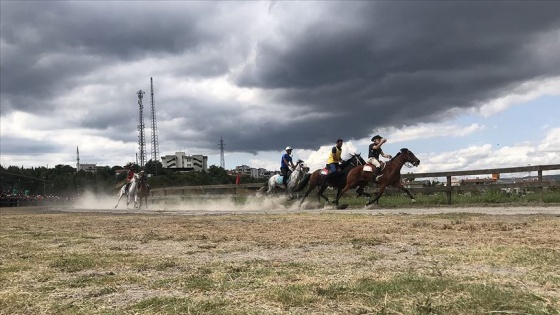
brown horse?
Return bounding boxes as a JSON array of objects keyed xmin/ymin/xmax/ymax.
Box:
[
  {"xmin": 333, "ymin": 148, "xmax": 420, "ymax": 206},
  {"xmin": 296, "ymin": 153, "xmax": 366, "ymax": 207},
  {"xmin": 136, "ymin": 175, "xmax": 150, "ymax": 209}
]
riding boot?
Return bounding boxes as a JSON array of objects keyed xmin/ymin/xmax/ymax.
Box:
[{"xmin": 375, "ymin": 167, "xmax": 383, "ymax": 182}]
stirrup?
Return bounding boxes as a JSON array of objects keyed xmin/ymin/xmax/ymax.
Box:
[{"xmin": 375, "ymin": 174, "xmax": 383, "ymax": 181}]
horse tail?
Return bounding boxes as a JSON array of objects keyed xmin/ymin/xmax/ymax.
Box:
[
  {"xmin": 114, "ymin": 181, "xmax": 125, "ymax": 190},
  {"xmin": 292, "ymin": 173, "xmax": 311, "ymax": 192},
  {"xmin": 255, "ymin": 180, "xmax": 269, "ymax": 196}
]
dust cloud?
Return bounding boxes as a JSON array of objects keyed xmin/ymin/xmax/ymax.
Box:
[{"xmin": 70, "ymin": 189, "xmax": 325, "ymax": 214}]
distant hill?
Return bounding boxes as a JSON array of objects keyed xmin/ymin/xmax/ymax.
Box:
[{"xmin": 544, "ymin": 174, "xmax": 560, "ymax": 181}]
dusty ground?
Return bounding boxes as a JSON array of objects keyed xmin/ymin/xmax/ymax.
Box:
[{"xmin": 42, "ymin": 191, "xmax": 560, "ymax": 215}]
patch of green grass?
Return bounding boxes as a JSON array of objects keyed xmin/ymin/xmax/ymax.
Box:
[
  {"xmin": 266, "ymin": 284, "xmax": 319, "ymax": 307},
  {"xmin": 180, "ymin": 274, "xmax": 216, "ymax": 291},
  {"xmin": 329, "ymin": 189, "xmax": 560, "ymax": 207},
  {"xmin": 128, "ymin": 296, "xmax": 232, "ymax": 315},
  {"xmin": 315, "ymin": 274, "xmax": 558, "ymax": 314},
  {"xmin": 57, "ymin": 272, "xmax": 123, "ymax": 289},
  {"xmin": 428, "ymin": 245, "xmax": 560, "ymax": 270},
  {"xmin": 49, "ymin": 300, "xmax": 113, "ymax": 315},
  {"xmin": 509, "ymin": 247, "xmax": 560, "ymax": 266},
  {"xmin": 49, "ymin": 254, "xmax": 98, "ymax": 272}
]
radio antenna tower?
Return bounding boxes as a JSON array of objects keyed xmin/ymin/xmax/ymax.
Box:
[
  {"xmin": 219, "ymin": 137, "xmax": 226, "ymax": 169},
  {"xmin": 76, "ymin": 146, "xmax": 80, "ymax": 171},
  {"xmin": 137, "ymin": 90, "xmax": 146, "ymax": 167},
  {"xmin": 150, "ymin": 77, "xmax": 160, "ymax": 164}
]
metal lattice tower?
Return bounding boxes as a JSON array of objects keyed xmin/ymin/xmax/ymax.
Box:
[
  {"xmin": 137, "ymin": 90, "xmax": 146, "ymax": 167},
  {"xmin": 219, "ymin": 137, "xmax": 225, "ymax": 169},
  {"xmin": 76, "ymin": 146, "xmax": 80, "ymax": 171},
  {"xmin": 150, "ymin": 77, "xmax": 160, "ymax": 163}
]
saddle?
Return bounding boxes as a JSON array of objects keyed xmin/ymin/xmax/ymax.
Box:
[
  {"xmin": 275, "ymin": 176, "xmax": 285, "ymax": 186},
  {"xmin": 363, "ymin": 161, "xmax": 385, "ymax": 173}
]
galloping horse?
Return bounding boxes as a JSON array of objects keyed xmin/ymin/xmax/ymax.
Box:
[
  {"xmin": 333, "ymin": 148, "xmax": 420, "ymax": 206},
  {"xmin": 297, "ymin": 153, "xmax": 366, "ymax": 207},
  {"xmin": 258, "ymin": 160, "xmax": 309, "ymax": 197},
  {"xmin": 136, "ymin": 174, "xmax": 150, "ymax": 209},
  {"xmin": 114, "ymin": 174, "xmax": 138, "ymax": 209}
]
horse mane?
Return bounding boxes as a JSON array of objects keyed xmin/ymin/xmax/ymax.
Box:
[{"xmin": 390, "ymin": 148, "xmax": 409, "ymax": 161}]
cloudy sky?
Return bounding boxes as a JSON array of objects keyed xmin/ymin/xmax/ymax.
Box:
[{"xmin": 1, "ymin": 1, "xmax": 559, "ymax": 176}]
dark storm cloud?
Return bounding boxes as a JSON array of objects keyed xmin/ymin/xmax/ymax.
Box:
[
  {"xmin": 235, "ymin": 2, "xmax": 560, "ymax": 149},
  {"xmin": 2, "ymin": 1, "xmax": 559, "ymax": 158},
  {"xmin": 0, "ymin": 1, "xmax": 231, "ymax": 113},
  {"xmin": 0, "ymin": 136, "xmax": 62, "ymax": 155}
]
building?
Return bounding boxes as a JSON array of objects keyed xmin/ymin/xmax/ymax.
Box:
[
  {"xmin": 231, "ymin": 165, "xmax": 275, "ymax": 179},
  {"xmin": 460, "ymin": 177, "xmax": 498, "ymax": 186},
  {"xmin": 251, "ymin": 168, "xmax": 274, "ymax": 179},
  {"xmin": 78, "ymin": 163, "xmax": 97, "ymax": 173},
  {"xmin": 161, "ymin": 152, "xmax": 208, "ymax": 172},
  {"xmin": 234, "ymin": 165, "xmax": 252, "ymax": 176}
]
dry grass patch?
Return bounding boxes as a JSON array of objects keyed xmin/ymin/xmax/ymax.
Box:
[{"xmin": 0, "ymin": 208, "xmax": 559, "ymax": 314}]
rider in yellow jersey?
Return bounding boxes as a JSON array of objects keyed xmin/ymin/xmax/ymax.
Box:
[{"xmin": 326, "ymin": 139, "xmax": 343, "ymax": 177}]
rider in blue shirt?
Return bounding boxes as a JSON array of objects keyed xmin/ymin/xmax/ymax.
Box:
[{"xmin": 280, "ymin": 146, "xmax": 296, "ymax": 188}]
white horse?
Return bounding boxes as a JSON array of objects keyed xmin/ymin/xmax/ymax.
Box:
[
  {"xmin": 258, "ymin": 160, "xmax": 309, "ymax": 198},
  {"xmin": 114, "ymin": 174, "xmax": 139, "ymax": 209}
]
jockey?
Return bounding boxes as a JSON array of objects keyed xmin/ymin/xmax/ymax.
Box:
[
  {"xmin": 125, "ymin": 164, "xmax": 135, "ymax": 193},
  {"xmin": 368, "ymin": 135, "xmax": 392, "ymax": 181},
  {"xmin": 326, "ymin": 139, "xmax": 344, "ymax": 178},
  {"xmin": 138, "ymin": 169, "xmax": 150, "ymax": 191},
  {"xmin": 280, "ymin": 146, "xmax": 295, "ymax": 189},
  {"xmin": 138, "ymin": 169, "xmax": 147, "ymax": 180}
]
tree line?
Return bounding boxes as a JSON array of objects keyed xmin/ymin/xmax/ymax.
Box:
[{"xmin": 0, "ymin": 160, "xmax": 266, "ymax": 197}]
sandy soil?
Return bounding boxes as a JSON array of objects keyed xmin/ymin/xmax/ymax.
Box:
[{"xmin": 17, "ymin": 195, "xmax": 560, "ymax": 216}]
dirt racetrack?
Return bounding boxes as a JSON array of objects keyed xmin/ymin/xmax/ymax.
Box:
[
  {"xmin": 44, "ymin": 199, "xmax": 560, "ymax": 216},
  {"xmin": 11, "ymin": 191, "xmax": 547, "ymax": 216}
]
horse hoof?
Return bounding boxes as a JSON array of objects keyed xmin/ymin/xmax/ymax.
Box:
[
  {"xmin": 337, "ymin": 204, "xmax": 348, "ymax": 210},
  {"xmin": 411, "ymin": 199, "xmax": 417, "ymax": 203}
]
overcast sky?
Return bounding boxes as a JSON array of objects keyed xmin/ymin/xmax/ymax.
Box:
[{"xmin": 1, "ymin": 1, "xmax": 559, "ymax": 176}]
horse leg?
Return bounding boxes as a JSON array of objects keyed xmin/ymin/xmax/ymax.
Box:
[
  {"xmin": 395, "ymin": 183, "xmax": 416, "ymax": 202},
  {"xmin": 317, "ymin": 184, "xmax": 330, "ymax": 204},
  {"xmin": 115, "ymin": 186, "xmax": 127, "ymax": 208},
  {"xmin": 115, "ymin": 192, "xmax": 123, "ymax": 208},
  {"xmin": 366, "ymin": 184, "xmax": 387, "ymax": 206},
  {"xmin": 299, "ymin": 186, "xmax": 315, "ymax": 207},
  {"xmin": 333, "ymin": 183, "xmax": 354, "ymax": 205},
  {"xmin": 333, "ymin": 187, "xmax": 345, "ymax": 206},
  {"xmin": 355, "ymin": 184, "xmax": 371, "ymax": 198}
]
